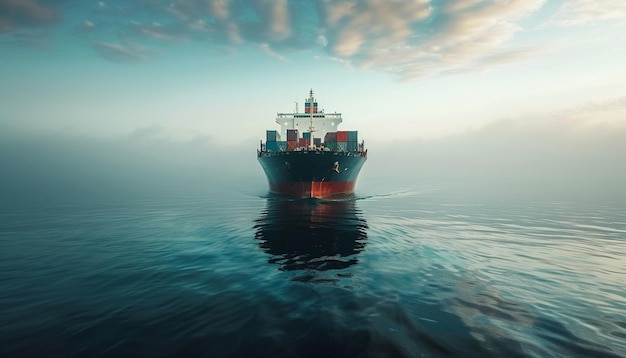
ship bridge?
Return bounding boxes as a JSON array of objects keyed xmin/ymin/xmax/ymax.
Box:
[{"xmin": 276, "ymin": 90, "xmax": 342, "ymax": 140}]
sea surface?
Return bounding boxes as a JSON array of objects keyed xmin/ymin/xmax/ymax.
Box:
[{"xmin": 1, "ymin": 179, "xmax": 625, "ymax": 357}]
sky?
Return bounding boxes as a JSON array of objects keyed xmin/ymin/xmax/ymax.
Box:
[{"xmin": 1, "ymin": 0, "xmax": 625, "ymax": 203}]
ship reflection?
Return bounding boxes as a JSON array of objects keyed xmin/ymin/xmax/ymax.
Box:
[{"xmin": 254, "ymin": 197, "xmax": 368, "ymax": 272}]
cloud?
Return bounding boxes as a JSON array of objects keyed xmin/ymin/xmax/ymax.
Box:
[
  {"xmin": 259, "ymin": 0, "xmax": 292, "ymax": 40},
  {"xmin": 5, "ymin": 1, "xmax": 607, "ymax": 80},
  {"xmin": 435, "ymin": 47, "xmax": 543, "ymax": 77},
  {"xmin": 93, "ymin": 41, "xmax": 156, "ymax": 62},
  {"xmin": 127, "ymin": 124, "xmax": 168, "ymax": 141},
  {"xmin": 579, "ymin": 96, "xmax": 626, "ymax": 113},
  {"xmin": 1, "ymin": 1, "xmax": 550, "ymax": 78},
  {"xmin": 80, "ymin": 20, "xmax": 95, "ymax": 31},
  {"xmin": 128, "ymin": 21, "xmax": 189, "ymax": 42},
  {"xmin": 319, "ymin": 0, "xmax": 432, "ymax": 57},
  {"xmin": 137, "ymin": 0, "xmax": 546, "ymax": 79},
  {"xmin": 126, "ymin": 125, "xmax": 214, "ymax": 144},
  {"xmin": 258, "ymin": 43, "xmax": 289, "ymax": 62},
  {"xmin": 1, "ymin": 30, "xmax": 53, "ymax": 49},
  {"xmin": 317, "ymin": 0, "xmax": 547, "ymax": 80},
  {"xmin": 0, "ymin": 0, "xmax": 64, "ymax": 33},
  {"xmin": 160, "ymin": 0, "xmax": 303, "ymax": 46},
  {"xmin": 548, "ymin": 0, "xmax": 626, "ymax": 27},
  {"xmin": 552, "ymin": 96, "xmax": 626, "ymax": 130}
]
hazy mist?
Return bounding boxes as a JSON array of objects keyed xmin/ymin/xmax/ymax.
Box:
[
  {"xmin": 368, "ymin": 115, "xmax": 626, "ymax": 203},
  {"xmin": 1, "ymin": 116, "xmax": 625, "ymax": 206}
]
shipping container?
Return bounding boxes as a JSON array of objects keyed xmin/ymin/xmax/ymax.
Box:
[
  {"xmin": 336, "ymin": 142, "xmax": 348, "ymax": 152},
  {"xmin": 324, "ymin": 132, "xmax": 337, "ymax": 142},
  {"xmin": 347, "ymin": 131, "xmax": 358, "ymax": 142},
  {"xmin": 314, "ymin": 138, "xmax": 321, "ymax": 146},
  {"xmin": 266, "ymin": 130, "xmax": 280, "ymax": 142},
  {"xmin": 287, "ymin": 140, "xmax": 297, "ymax": 151},
  {"xmin": 286, "ymin": 129, "xmax": 299, "ymax": 141},
  {"xmin": 266, "ymin": 141, "xmax": 278, "ymax": 152},
  {"xmin": 303, "ymin": 132, "xmax": 311, "ymax": 139},
  {"xmin": 325, "ymin": 142, "xmax": 336, "ymax": 151},
  {"xmin": 304, "ymin": 102, "xmax": 318, "ymax": 113},
  {"xmin": 267, "ymin": 141, "xmax": 288, "ymax": 152},
  {"xmin": 347, "ymin": 141, "xmax": 359, "ymax": 151},
  {"xmin": 337, "ymin": 131, "xmax": 348, "ymax": 142},
  {"xmin": 298, "ymin": 138, "xmax": 308, "ymax": 147}
]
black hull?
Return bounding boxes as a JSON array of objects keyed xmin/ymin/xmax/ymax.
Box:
[{"xmin": 257, "ymin": 151, "xmax": 367, "ymax": 198}]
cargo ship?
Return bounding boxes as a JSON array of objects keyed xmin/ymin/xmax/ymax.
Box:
[{"xmin": 257, "ymin": 90, "xmax": 367, "ymax": 198}]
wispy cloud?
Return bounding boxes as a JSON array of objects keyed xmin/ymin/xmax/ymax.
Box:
[
  {"xmin": 0, "ymin": 0, "xmax": 64, "ymax": 33},
  {"xmin": 436, "ymin": 47, "xmax": 544, "ymax": 77},
  {"xmin": 581, "ymin": 96, "xmax": 626, "ymax": 113},
  {"xmin": 162, "ymin": 0, "xmax": 303, "ymax": 46},
  {"xmin": 128, "ymin": 21, "xmax": 189, "ymax": 43},
  {"xmin": 258, "ymin": 43, "xmax": 289, "ymax": 62},
  {"xmin": 80, "ymin": 20, "xmax": 95, "ymax": 31},
  {"xmin": 93, "ymin": 41, "xmax": 155, "ymax": 62},
  {"xmin": 1, "ymin": 30, "xmax": 54, "ymax": 49},
  {"xmin": 555, "ymin": 96, "xmax": 626, "ymax": 126},
  {"xmin": 547, "ymin": 0, "xmax": 626, "ymax": 27}
]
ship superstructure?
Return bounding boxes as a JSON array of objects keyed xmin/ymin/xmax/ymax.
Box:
[{"xmin": 276, "ymin": 90, "xmax": 342, "ymax": 142}]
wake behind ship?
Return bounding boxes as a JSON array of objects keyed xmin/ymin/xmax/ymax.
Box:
[{"xmin": 258, "ymin": 90, "xmax": 367, "ymax": 199}]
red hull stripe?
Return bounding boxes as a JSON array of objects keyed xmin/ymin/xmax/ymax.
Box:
[{"xmin": 269, "ymin": 181, "xmax": 355, "ymax": 199}]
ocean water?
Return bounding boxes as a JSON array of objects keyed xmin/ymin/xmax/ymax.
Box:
[{"xmin": 1, "ymin": 180, "xmax": 625, "ymax": 357}]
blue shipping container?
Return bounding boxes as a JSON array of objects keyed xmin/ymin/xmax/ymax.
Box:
[
  {"xmin": 266, "ymin": 130, "xmax": 280, "ymax": 142},
  {"xmin": 266, "ymin": 141, "xmax": 278, "ymax": 152},
  {"xmin": 267, "ymin": 141, "xmax": 288, "ymax": 152}
]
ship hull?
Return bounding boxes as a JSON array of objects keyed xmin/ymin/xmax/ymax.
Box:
[{"xmin": 258, "ymin": 151, "xmax": 366, "ymax": 199}]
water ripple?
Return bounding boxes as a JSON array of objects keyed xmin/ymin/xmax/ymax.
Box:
[{"xmin": 1, "ymin": 189, "xmax": 625, "ymax": 356}]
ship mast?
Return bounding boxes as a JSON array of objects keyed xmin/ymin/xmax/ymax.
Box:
[{"xmin": 308, "ymin": 89, "xmax": 315, "ymax": 150}]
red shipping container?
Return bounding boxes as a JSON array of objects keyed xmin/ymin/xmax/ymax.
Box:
[
  {"xmin": 287, "ymin": 140, "xmax": 297, "ymax": 151},
  {"xmin": 337, "ymin": 131, "xmax": 348, "ymax": 142},
  {"xmin": 298, "ymin": 138, "xmax": 308, "ymax": 147}
]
